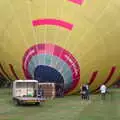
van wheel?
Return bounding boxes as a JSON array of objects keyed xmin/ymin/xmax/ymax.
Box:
[
  {"xmin": 35, "ymin": 102, "xmax": 40, "ymax": 105},
  {"xmin": 14, "ymin": 99, "xmax": 20, "ymax": 106}
]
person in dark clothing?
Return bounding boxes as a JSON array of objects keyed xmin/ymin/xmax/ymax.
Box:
[
  {"xmin": 38, "ymin": 86, "xmax": 44, "ymax": 98},
  {"xmin": 59, "ymin": 84, "xmax": 64, "ymax": 97},
  {"xmin": 55, "ymin": 83, "xmax": 64, "ymax": 97},
  {"xmin": 85, "ymin": 84, "xmax": 90, "ymax": 100},
  {"xmin": 80, "ymin": 85, "xmax": 87, "ymax": 100}
]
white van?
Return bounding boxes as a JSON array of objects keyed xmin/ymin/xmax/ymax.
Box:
[{"xmin": 12, "ymin": 80, "xmax": 46, "ymax": 105}]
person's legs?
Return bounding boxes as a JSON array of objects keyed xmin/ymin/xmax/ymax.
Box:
[
  {"xmin": 82, "ymin": 93, "xmax": 85, "ymax": 100},
  {"xmin": 101, "ymin": 93, "xmax": 103, "ymax": 100},
  {"xmin": 83, "ymin": 93, "xmax": 86, "ymax": 100},
  {"xmin": 85, "ymin": 91, "xmax": 89, "ymax": 100},
  {"xmin": 103, "ymin": 93, "xmax": 106, "ymax": 100},
  {"xmin": 87, "ymin": 91, "xmax": 90, "ymax": 100},
  {"xmin": 85, "ymin": 93, "xmax": 87, "ymax": 100},
  {"xmin": 101, "ymin": 93, "xmax": 105, "ymax": 100},
  {"xmin": 81, "ymin": 94, "xmax": 83, "ymax": 99}
]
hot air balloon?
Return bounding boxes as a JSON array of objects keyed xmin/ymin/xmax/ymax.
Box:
[{"xmin": 0, "ymin": 0, "xmax": 120, "ymax": 94}]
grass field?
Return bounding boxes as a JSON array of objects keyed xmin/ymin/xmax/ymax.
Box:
[{"xmin": 0, "ymin": 88, "xmax": 120, "ymax": 120}]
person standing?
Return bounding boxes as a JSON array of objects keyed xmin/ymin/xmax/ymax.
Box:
[
  {"xmin": 85, "ymin": 83, "xmax": 89, "ymax": 100},
  {"xmin": 100, "ymin": 84, "xmax": 107, "ymax": 100},
  {"xmin": 80, "ymin": 84, "xmax": 87, "ymax": 100},
  {"xmin": 38, "ymin": 86, "xmax": 44, "ymax": 98}
]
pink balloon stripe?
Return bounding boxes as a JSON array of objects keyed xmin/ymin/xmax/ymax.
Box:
[
  {"xmin": 68, "ymin": 0, "xmax": 84, "ymax": 5},
  {"xmin": 88, "ymin": 71, "xmax": 98, "ymax": 85},
  {"xmin": 32, "ymin": 19, "xmax": 73, "ymax": 30}
]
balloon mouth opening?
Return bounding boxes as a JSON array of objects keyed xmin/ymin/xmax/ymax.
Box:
[{"xmin": 34, "ymin": 65, "xmax": 64, "ymax": 84}]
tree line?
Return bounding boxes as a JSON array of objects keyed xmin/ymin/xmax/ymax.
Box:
[{"xmin": 0, "ymin": 75, "xmax": 12, "ymax": 88}]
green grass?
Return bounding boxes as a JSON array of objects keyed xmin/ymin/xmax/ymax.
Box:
[{"xmin": 0, "ymin": 88, "xmax": 120, "ymax": 120}]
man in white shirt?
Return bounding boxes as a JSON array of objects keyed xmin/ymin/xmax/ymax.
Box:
[{"xmin": 100, "ymin": 84, "xmax": 107, "ymax": 100}]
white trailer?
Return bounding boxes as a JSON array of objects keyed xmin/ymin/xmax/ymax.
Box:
[{"xmin": 12, "ymin": 80, "xmax": 46, "ymax": 105}]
